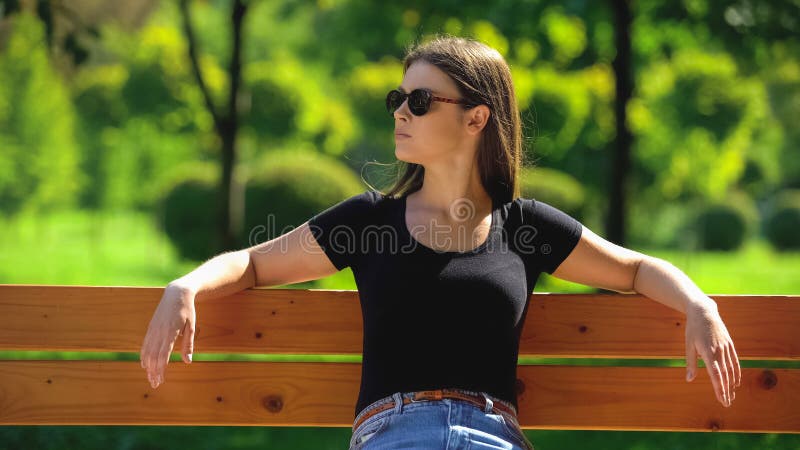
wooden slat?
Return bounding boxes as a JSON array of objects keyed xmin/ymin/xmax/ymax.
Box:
[
  {"xmin": 0, "ymin": 361, "xmax": 796, "ymax": 432},
  {"xmin": 0, "ymin": 285, "xmax": 797, "ymax": 359},
  {"xmin": 525, "ymin": 293, "xmax": 800, "ymax": 360}
]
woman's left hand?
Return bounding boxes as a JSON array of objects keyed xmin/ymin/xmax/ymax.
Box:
[{"xmin": 685, "ymin": 299, "xmax": 741, "ymax": 407}]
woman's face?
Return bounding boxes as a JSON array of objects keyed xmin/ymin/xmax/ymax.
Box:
[{"xmin": 393, "ymin": 60, "xmax": 473, "ymax": 165}]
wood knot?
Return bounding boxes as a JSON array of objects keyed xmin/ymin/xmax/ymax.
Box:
[
  {"xmin": 255, "ymin": 332, "xmax": 263, "ymax": 339},
  {"xmin": 579, "ymin": 325, "xmax": 588, "ymax": 333},
  {"xmin": 263, "ymin": 395, "xmax": 284, "ymax": 413},
  {"xmin": 515, "ymin": 378, "xmax": 526, "ymax": 395},
  {"xmin": 216, "ymin": 396, "xmax": 223, "ymax": 402},
  {"xmin": 46, "ymin": 379, "xmax": 52, "ymax": 384},
  {"xmin": 709, "ymin": 420, "xmax": 721, "ymax": 431},
  {"xmin": 143, "ymin": 393, "xmax": 149, "ymax": 399},
  {"xmin": 758, "ymin": 370, "xmax": 777, "ymax": 390}
]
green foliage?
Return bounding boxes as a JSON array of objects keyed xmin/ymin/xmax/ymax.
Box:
[
  {"xmin": 243, "ymin": 53, "xmax": 359, "ymax": 156},
  {"xmin": 0, "ymin": 0, "xmax": 796, "ymax": 256},
  {"xmin": 518, "ymin": 167, "xmax": 585, "ymax": 219},
  {"xmin": 0, "ymin": 13, "xmax": 85, "ymax": 216},
  {"xmin": 159, "ymin": 161, "xmax": 220, "ymax": 261},
  {"xmin": 630, "ymin": 49, "xmax": 772, "ymax": 201},
  {"xmin": 692, "ymin": 191, "xmax": 759, "ymax": 251},
  {"xmin": 242, "ymin": 147, "xmax": 364, "ymax": 250},
  {"xmin": 765, "ymin": 189, "xmax": 800, "ymax": 251},
  {"xmin": 69, "ymin": 17, "xmax": 219, "ymax": 210},
  {"xmin": 628, "ymin": 198, "xmax": 697, "ymax": 249}
]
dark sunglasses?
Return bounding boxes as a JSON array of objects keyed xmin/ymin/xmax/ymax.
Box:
[{"xmin": 386, "ymin": 88, "xmax": 469, "ymax": 116}]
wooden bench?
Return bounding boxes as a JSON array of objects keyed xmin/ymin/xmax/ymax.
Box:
[{"xmin": 0, "ymin": 285, "xmax": 797, "ymax": 433}]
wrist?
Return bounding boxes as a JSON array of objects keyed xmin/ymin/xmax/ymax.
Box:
[
  {"xmin": 167, "ymin": 280, "xmax": 197, "ymax": 298},
  {"xmin": 687, "ymin": 295, "xmax": 717, "ymax": 315}
]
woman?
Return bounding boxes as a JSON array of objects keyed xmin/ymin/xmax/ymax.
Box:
[{"xmin": 140, "ymin": 35, "xmax": 740, "ymax": 450}]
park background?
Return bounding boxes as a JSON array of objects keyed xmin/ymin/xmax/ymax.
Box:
[{"xmin": 0, "ymin": 0, "xmax": 798, "ymax": 448}]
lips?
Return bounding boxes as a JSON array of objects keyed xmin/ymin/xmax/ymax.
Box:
[{"xmin": 395, "ymin": 132, "xmax": 410, "ymax": 138}]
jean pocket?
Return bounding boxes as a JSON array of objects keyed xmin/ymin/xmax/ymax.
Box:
[
  {"xmin": 349, "ymin": 413, "xmax": 393, "ymax": 450},
  {"xmin": 488, "ymin": 413, "xmax": 534, "ymax": 450}
]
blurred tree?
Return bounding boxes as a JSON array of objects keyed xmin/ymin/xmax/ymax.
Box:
[
  {"xmin": 0, "ymin": 0, "xmax": 158, "ymax": 75},
  {"xmin": 608, "ymin": 0, "xmax": 633, "ymax": 245},
  {"xmin": 178, "ymin": 0, "xmax": 248, "ymax": 252},
  {"xmin": 0, "ymin": 12, "xmax": 84, "ymax": 215}
]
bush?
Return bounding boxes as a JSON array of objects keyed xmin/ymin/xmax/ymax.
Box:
[
  {"xmin": 764, "ymin": 189, "xmax": 800, "ymax": 251},
  {"xmin": 158, "ymin": 162, "xmax": 220, "ymax": 261},
  {"xmin": 629, "ymin": 199, "xmax": 697, "ymax": 249},
  {"xmin": 693, "ymin": 191, "xmax": 759, "ymax": 251},
  {"xmin": 241, "ymin": 149, "xmax": 365, "ymax": 249},
  {"xmin": 517, "ymin": 166, "xmax": 585, "ymax": 218}
]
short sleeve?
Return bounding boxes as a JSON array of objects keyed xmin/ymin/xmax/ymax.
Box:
[
  {"xmin": 307, "ymin": 190, "xmax": 379, "ymax": 271},
  {"xmin": 515, "ymin": 198, "xmax": 583, "ymax": 274}
]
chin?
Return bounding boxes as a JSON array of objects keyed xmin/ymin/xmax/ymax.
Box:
[{"xmin": 395, "ymin": 147, "xmax": 416, "ymax": 164}]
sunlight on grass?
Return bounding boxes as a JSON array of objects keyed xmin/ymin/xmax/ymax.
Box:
[{"xmin": 0, "ymin": 209, "xmax": 199, "ymax": 286}]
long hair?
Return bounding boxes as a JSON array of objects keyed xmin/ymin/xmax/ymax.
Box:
[{"xmin": 374, "ymin": 34, "xmax": 526, "ymax": 204}]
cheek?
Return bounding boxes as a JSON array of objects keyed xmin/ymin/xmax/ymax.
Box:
[{"xmin": 415, "ymin": 116, "xmax": 462, "ymax": 147}]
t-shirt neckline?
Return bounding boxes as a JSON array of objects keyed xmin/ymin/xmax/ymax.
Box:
[{"xmin": 400, "ymin": 194, "xmax": 498, "ymax": 255}]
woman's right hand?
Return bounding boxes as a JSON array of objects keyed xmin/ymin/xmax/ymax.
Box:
[{"xmin": 140, "ymin": 283, "xmax": 197, "ymax": 389}]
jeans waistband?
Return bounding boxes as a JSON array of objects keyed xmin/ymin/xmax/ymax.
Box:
[{"xmin": 354, "ymin": 388, "xmax": 517, "ymax": 426}]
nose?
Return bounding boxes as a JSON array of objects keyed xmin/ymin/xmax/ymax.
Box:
[{"xmin": 392, "ymin": 97, "xmax": 410, "ymax": 120}]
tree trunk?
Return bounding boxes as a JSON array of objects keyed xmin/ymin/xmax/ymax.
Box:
[
  {"xmin": 179, "ymin": 0, "xmax": 248, "ymax": 254},
  {"xmin": 608, "ymin": 0, "xmax": 633, "ymax": 246}
]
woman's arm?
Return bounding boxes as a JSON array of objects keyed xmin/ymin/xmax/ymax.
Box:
[
  {"xmin": 170, "ymin": 250, "xmax": 256, "ymax": 301},
  {"xmin": 552, "ymin": 225, "xmax": 741, "ymax": 408},
  {"xmin": 141, "ymin": 221, "xmax": 340, "ymax": 389}
]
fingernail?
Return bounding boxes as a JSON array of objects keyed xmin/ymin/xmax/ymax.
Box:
[{"xmin": 188, "ymin": 354, "xmax": 192, "ymax": 363}]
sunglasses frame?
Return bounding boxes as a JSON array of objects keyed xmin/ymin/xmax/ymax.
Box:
[{"xmin": 386, "ymin": 88, "xmax": 469, "ymax": 116}]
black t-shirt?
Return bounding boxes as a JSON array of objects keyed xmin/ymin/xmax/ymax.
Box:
[{"xmin": 308, "ymin": 190, "xmax": 583, "ymax": 419}]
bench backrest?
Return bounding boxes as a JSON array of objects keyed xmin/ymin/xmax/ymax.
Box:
[{"xmin": 0, "ymin": 285, "xmax": 797, "ymax": 432}]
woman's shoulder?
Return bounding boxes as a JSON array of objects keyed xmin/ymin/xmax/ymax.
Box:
[{"xmin": 326, "ymin": 189, "xmax": 397, "ymax": 219}]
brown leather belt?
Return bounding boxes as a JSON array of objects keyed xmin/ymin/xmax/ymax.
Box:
[{"xmin": 352, "ymin": 389, "xmax": 517, "ymax": 432}]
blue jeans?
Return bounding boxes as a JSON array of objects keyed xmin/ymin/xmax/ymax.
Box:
[{"xmin": 349, "ymin": 389, "xmax": 535, "ymax": 449}]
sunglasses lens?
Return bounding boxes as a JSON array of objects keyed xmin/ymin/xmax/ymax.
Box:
[
  {"xmin": 386, "ymin": 89, "xmax": 432, "ymax": 116},
  {"xmin": 408, "ymin": 89, "xmax": 431, "ymax": 116},
  {"xmin": 386, "ymin": 90, "xmax": 405, "ymax": 114}
]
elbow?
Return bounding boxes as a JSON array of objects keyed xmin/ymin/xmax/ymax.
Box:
[
  {"xmin": 244, "ymin": 250, "xmax": 260, "ymax": 288},
  {"xmin": 630, "ymin": 254, "xmax": 655, "ymax": 294},
  {"xmin": 631, "ymin": 255, "xmax": 673, "ymax": 294}
]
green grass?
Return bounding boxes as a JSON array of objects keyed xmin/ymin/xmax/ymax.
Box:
[
  {"xmin": 646, "ymin": 239, "xmax": 800, "ymax": 294},
  {"xmin": 0, "ymin": 208, "xmax": 199, "ymax": 286},
  {"xmin": 1, "ymin": 209, "xmax": 798, "ymax": 449},
  {"xmin": 2, "ymin": 208, "xmax": 798, "ymax": 293}
]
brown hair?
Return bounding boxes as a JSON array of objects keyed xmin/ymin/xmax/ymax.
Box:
[{"xmin": 370, "ymin": 34, "xmax": 526, "ymax": 204}]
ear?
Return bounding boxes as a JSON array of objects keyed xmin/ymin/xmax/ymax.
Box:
[{"xmin": 464, "ymin": 105, "xmax": 491, "ymax": 135}]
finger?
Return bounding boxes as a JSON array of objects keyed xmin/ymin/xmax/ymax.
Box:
[
  {"xmin": 146, "ymin": 340, "xmax": 159, "ymax": 385},
  {"xmin": 685, "ymin": 331, "xmax": 698, "ymax": 382},
  {"xmin": 730, "ymin": 341, "xmax": 742, "ymax": 388},
  {"xmin": 153, "ymin": 339, "xmax": 170, "ymax": 388},
  {"xmin": 719, "ymin": 346, "xmax": 731, "ymax": 406},
  {"xmin": 181, "ymin": 318, "xmax": 195, "ymax": 364},
  {"xmin": 705, "ymin": 355, "xmax": 725, "ymax": 406},
  {"xmin": 140, "ymin": 333, "xmax": 151, "ymax": 371},
  {"xmin": 162, "ymin": 335, "xmax": 179, "ymax": 384},
  {"xmin": 724, "ymin": 347, "xmax": 736, "ymax": 402}
]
